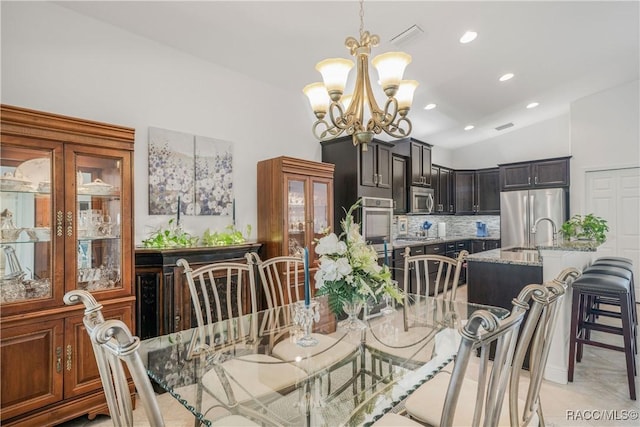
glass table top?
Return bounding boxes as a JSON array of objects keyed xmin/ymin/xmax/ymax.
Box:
[{"xmin": 141, "ymin": 295, "xmax": 509, "ymax": 426}]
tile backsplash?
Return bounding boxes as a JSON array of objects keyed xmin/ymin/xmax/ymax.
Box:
[{"xmin": 393, "ymin": 215, "xmax": 500, "ymax": 240}]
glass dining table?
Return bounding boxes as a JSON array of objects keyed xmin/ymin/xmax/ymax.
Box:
[{"xmin": 141, "ymin": 294, "xmax": 509, "ymax": 427}]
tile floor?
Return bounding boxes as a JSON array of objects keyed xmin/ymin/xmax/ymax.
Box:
[{"xmin": 58, "ymin": 285, "xmax": 639, "ymax": 426}]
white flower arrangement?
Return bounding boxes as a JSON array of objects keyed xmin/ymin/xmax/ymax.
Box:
[{"xmin": 314, "ymin": 199, "xmax": 403, "ymax": 315}]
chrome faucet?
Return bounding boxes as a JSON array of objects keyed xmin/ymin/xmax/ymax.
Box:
[{"xmin": 531, "ymin": 217, "xmax": 558, "ymax": 246}]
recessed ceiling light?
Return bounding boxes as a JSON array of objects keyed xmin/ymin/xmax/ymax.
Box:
[
  {"xmin": 499, "ymin": 73, "xmax": 514, "ymax": 82},
  {"xmin": 464, "ymin": 125, "xmax": 475, "ymax": 131},
  {"xmin": 459, "ymin": 31, "xmax": 478, "ymax": 44},
  {"xmin": 526, "ymin": 102, "xmax": 539, "ymax": 109},
  {"xmin": 424, "ymin": 103, "xmax": 437, "ymax": 110}
]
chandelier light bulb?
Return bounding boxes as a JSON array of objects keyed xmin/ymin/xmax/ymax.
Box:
[
  {"xmin": 303, "ymin": 82, "xmax": 330, "ymax": 118},
  {"xmin": 396, "ymin": 80, "xmax": 419, "ymax": 111},
  {"xmin": 316, "ymin": 58, "xmax": 354, "ymax": 101},
  {"xmin": 372, "ymin": 52, "xmax": 412, "ymax": 96}
]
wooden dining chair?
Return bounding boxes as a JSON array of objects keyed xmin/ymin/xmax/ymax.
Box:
[
  {"xmin": 178, "ymin": 257, "xmax": 307, "ymax": 424},
  {"xmin": 252, "ymin": 253, "xmax": 359, "ymax": 393}
]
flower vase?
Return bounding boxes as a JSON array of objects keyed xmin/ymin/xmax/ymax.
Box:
[{"xmin": 339, "ymin": 300, "xmax": 367, "ymax": 331}]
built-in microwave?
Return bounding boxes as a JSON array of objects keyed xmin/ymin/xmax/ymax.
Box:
[{"xmin": 410, "ymin": 186, "xmax": 435, "ymax": 214}]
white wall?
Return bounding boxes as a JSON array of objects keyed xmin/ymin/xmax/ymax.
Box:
[
  {"xmin": 447, "ymin": 114, "xmax": 571, "ymax": 169},
  {"xmin": 1, "ymin": 2, "xmax": 319, "ymax": 243},
  {"xmin": 569, "ymin": 79, "xmax": 640, "ymax": 215}
]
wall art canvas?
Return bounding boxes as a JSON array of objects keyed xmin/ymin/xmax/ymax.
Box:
[{"xmin": 148, "ymin": 127, "xmax": 233, "ymax": 216}]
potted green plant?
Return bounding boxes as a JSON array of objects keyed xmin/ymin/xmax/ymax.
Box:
[{"xmin": 560, "ymin": 214, "xmax": 609, "ymax": 244}]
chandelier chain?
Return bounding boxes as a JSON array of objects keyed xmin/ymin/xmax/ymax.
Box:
[{"xmin": 359, "ymin": 0, "xmax": 365, "ymax": 39}]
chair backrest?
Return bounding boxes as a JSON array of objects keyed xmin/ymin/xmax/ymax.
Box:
[
  {"xmin": 441, "ymin": 284, "xmax": 537, "ymax": 427},
  {"xmin": 63, "ymin": 290, "xmax": 164, "ymax": 427},
  {"xmin": 253, "ymin": 253, "xmax": 305, "ymax": 308},
  {"xmin": 177, "ymin": 254, "xmax": 258, "ymax": 359},
  {"xmin": 509, "ymin": 267, "xmax": 580, "ymax": 427},
  {"xmin": 402, "ymin": 247, "xmax": 468, "ymax": 301}
]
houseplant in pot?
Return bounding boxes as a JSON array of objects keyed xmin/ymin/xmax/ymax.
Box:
[{"xmin": 560, "ymin": 213, "xmax": 609, "ymax": 244}]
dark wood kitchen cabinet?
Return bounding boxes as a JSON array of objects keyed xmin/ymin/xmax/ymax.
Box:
[
  {"xmin": 361, "ymin": 141, "xmax": 392, "ymax": 189},
  {"xmin": 432, "ymin": 164, "xmax": 454, "ymax": 214},
  {"xmin": 322, "ymin": 136, "xmax": 393, "ymax": 220},
  {"xmin": 499, "ymin": 156, "xmax": 570, "ymax": 191},
  {"xmin": 392, "ymin": 155, "xmax": 408, "ymax": 214},
  {"xmin": 410, "ymin": 139, "xmax": 432, "ymax": 187},
  {"xmin": 454, "ymin": 168, "xmax": 500, "ymax": 215}
]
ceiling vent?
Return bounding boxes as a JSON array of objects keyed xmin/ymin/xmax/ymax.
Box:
[
  {"xmin": 495, "ymin": 122, "xmax": 514, "ymax": 131},
  {"xmin": 390, "ymin": 25, "xmax": 424, "ymax": 46}
]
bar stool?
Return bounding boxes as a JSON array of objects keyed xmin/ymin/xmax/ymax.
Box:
[
  {"xmin": 568, "ymin": 271, "xmax": 637, "ymax": 400},
  {"xmin": 590, "ymin": 258, "xmax": 637, "ymax": 330}
]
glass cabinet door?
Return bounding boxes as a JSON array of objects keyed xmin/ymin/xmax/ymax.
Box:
[
  {"xmin": 286, "ymin": 177, "xmax": 307, "ymax": 257},
  {"xmin": 0, "ymin": 145, "xmax": 59, "ymax": 305},
  {"xmin": 68, "ymin": 147, "xmax": 130, "ymax": 295},
  {"xmin": 310, "ymin": 178, "xmax": 331, "ymax": 262}
]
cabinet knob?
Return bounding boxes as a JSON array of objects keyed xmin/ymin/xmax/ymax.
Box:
[
  {"xmin": 528, "ymin": 177, "xmax": 531, "ymax": 185},
  {"xmin": 534, "ymin": 176, "xmax": 538, "ymax": 185}
]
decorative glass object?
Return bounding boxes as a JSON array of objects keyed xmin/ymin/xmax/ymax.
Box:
[
  {"xmin": 340, "ymin": 299, "xmax": 367, "ymax": 331},
  {"xmin": 293, "ymin": 300, "xmax": 320, "ymax": 347}
]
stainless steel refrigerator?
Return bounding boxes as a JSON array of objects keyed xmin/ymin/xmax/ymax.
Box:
[{"xmin": 500, "ymin": 188, "xmax": 568, "ymax": 248}]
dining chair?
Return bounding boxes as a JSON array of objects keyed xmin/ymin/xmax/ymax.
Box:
[
  {"xmin": 376, "ymin": 268, "xmax": 579, "ymax": 427},
  {"xmin": 367, "ymin": 250, "xmax": 468, "ymax": 377},
  {"xmin": 252, "ymin": 253, "xmax": 359, "ymax": 392},
  {"xmin": 64, "ymin": 290, "xmax": 259, "ymax": 427},
  {"xmin": 374, "ymin": 295, "xmax": 528, "ymax": 427},
  {"xmin": 178, "ymin": 256, "xmax": 307, "ymax": 424}
]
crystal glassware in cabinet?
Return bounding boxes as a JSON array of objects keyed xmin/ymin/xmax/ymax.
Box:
[
  {"xmin": 0, "ymin": 146, "xmax": 54, "ymax": 304},
  {"xmin": 75, "ymin": 154, "xmax": 123, "ymax": 292},
  {"xmin": 287, "ymin": 178, "xmax": 307, "ymax": 257}
]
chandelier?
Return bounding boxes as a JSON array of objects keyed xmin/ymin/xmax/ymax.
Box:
[{"xmin": 303, "ymin": 0, "xmax": 418, "ymax": 151}]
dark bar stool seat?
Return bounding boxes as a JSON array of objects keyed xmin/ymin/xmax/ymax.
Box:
[
  {"xmin": 590, "ymin": 259, "xmax": 637, "ymax": 327},
  {"xmin": 569, "ymin": 272, "xmax": 637, "ymax": 400}
]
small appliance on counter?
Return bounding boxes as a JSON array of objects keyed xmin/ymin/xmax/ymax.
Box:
[{"xmin": 476, "ymin": 221, "xmax": 488, "ymax": 237}]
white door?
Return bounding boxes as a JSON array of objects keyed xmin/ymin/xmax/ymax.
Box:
[{"xmin": 586, "ymin": 167, "xmax": 640, "ymax": 298}]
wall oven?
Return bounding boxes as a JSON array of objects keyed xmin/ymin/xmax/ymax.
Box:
[
  {"xmin": 360, "ymin": 197, "xmax": 393, "ymax": 253},
  {"xmin": 410, "ymin": 186, "xmax": 435, "ymax": 214}
]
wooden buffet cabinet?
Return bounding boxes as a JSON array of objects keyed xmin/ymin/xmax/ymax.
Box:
[
  {"xmin": 134, "ymin": 243, "xmax": 262, "ymax": 339},
  {"xmin": 0, "ymin": 105, "xmax": 136, "ymax": 426}
]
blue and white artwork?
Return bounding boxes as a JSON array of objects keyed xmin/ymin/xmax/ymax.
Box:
[{"xmin": 148, "ymin": 127, "xmax": 233, "ymax": 216}]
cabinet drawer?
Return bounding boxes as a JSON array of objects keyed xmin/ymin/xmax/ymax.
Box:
[{"xmin": 426, "ymin": 244, "xmax": 444, "ymax": 255}]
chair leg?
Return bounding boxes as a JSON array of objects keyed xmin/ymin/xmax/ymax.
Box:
[
  {"xmin": 620, "ymin": 296, "xmax": 637, "ymax": 400},
  {"xmin": 577, "ymin": 293, "xmax": 586, "ymax": 363},
  {"xmin": 568, "ymin": 290, "xmax": 581, "ymax": 382}
]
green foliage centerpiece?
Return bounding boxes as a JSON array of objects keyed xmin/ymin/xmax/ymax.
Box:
[{"xmin": 314, "ymin": 200, "xmax": 403, "ymax": 329}]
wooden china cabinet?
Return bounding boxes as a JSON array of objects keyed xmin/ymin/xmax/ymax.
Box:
[
  {"xmin": 257, "ymin": 156, "xmax": 334, "ymax": 303},
  {"xmin": 0, "ymin": 105, "xmax": 135, "ymax": 426}
]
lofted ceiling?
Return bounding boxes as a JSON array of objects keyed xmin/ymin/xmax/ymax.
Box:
[{"xmin": 56, "ymin": 1, "xmax": 639, "ymax": 149}]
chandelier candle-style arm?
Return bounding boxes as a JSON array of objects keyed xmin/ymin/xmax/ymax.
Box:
[{"xmin": 304, "ymin": 2, "xmax": 418, "ymax": 151}]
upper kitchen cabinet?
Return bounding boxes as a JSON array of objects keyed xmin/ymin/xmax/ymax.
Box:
[
  {"xmin": 454, "ymin": 168, "xmax": 500, "ymax": 215},
  {"xmin": 360, "ymin": 140, "xmax": 392, "ymax": 189},
  {"xmin": 499, "ymin": 157, "xmax": 571, "ymax": 191},
  {"xmin": 322, "ymin": 136, "xmax": 393, "ymax": 224},
  {"xmin": 432, "ymin": 164, "xmax": 454, "ymax": 214},
  {"xmin": 392, "ymin": 155, "xmax": 408, "ymax": 214},
  {"xmin": 0, "ymin": 105, "xmax": 135, "ymax": 426},
  {"xmin": 409, "ymin": 139, "xmax": 432, "ymax": 187}
]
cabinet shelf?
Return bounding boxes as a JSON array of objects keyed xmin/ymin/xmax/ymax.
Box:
[{"xmin": 1, "ymin": 188, "xmax": 51, "ymax": 195}]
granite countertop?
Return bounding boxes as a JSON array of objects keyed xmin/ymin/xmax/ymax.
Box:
[
  {"xmin": 392, "ymin": 235, "xmax": 500, "ymax": 248},
  {"xmin": 466, "ymin": 240, "xmax": 600, "ymax": 267}
]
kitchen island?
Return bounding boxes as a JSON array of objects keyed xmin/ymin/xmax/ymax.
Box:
[{"xmin": 467, "ymin": 242, "xmax": 600, "ymax": 384}]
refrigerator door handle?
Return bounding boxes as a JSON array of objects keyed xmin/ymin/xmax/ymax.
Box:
[{"xmin": 529, "ymin": 193, "xmax": 535, "ymax": 246}]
